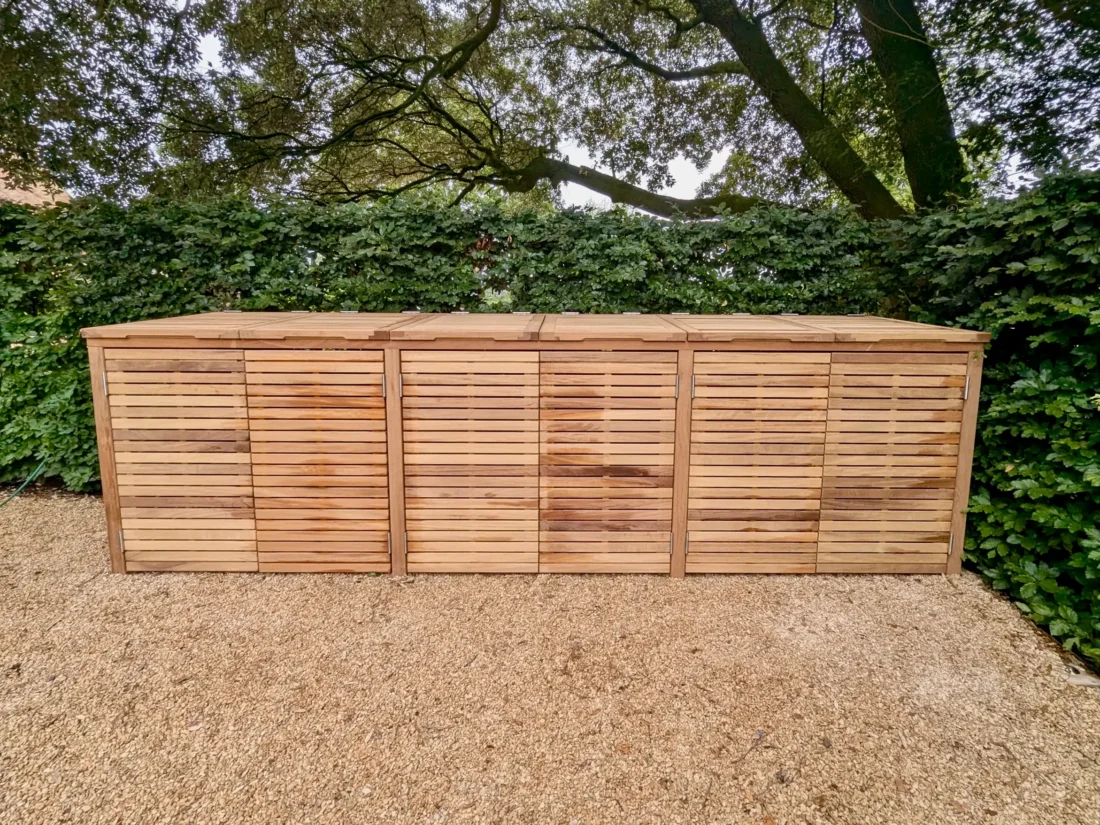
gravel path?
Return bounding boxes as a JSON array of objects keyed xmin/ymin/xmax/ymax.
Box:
[{"xmin": 1, "ymin": 493, "xmax": 1098, "ymax": 825}]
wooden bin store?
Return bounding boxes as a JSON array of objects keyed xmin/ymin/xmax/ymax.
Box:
[{"xmin": 82, "ymin": 312, "xmax": 988, "ymax": 577}]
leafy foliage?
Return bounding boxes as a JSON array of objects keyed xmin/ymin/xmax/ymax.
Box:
[
  {"xmin": 893, "ymin": 173, "xmax": 1100, "ymax": 664},
  {"xmin": 0, "ymin": 0, "xmax": 202, "ymax": 195},
  {"xmin": 5, "ymin": 1, "xmax": 1098, "ymax": 216},
  {"xmin": 2, "ymin": 173, "xmax": 1099, "ymax": 664}
]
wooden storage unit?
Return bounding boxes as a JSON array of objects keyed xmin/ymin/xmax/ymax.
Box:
[{"xmin": 83, "ymin": 312, "xmax": 987, "ymax": 576}]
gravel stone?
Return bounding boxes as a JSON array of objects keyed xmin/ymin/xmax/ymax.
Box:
[{"xmin": 2, "ymin": 492, "xmax": 1099, "ymax": 824}]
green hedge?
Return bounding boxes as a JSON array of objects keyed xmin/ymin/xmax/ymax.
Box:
[
  {"xmin": 894, "ymin": 175, "xmax": 1100, "ymax": 663},
  {"xmin": 2, "ymin": 176, "xmax": 1098, "ymax": 663},
  {"xmin": 0, "ymin": 197, "xmax": 885, "ymax": 490}
]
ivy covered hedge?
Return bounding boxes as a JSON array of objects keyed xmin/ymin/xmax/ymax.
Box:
[{"xmin": 2, "ymin": 175, "xmax": 1098, "ymax": 664}]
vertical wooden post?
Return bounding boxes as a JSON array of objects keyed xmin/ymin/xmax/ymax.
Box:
[
  {"xmin": 88, "ymin": 345, "xmax": 125, "ymax": 573},
  {"xmin": 948, "ymin": 350, "xmax": 984, "ymax": 574},
  {"xmin": 384, "ymin": 347, "xmax": 408, "ymax": 576},
  {"xmin": 670, "ymin": 349, "xmax": 693, "ymax": 578}
]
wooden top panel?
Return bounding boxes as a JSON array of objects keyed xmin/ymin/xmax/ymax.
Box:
[
  {"xmin": 666, "ymin": 314, "xmax": 834, "ymax": 342},
  {"xmin": 790, "ymin": 315, "xmax": 989, "ymax": 344},
  {"xmin": 83, "ymin": 311, "xmax": 988, "ymax": 345},
  {"xmin": 237, "ymin": 312, "xmax": 412, "ymax": 340},
  {"xmin": 539, "ymin": 314, "xmax": 686, "ymax": 342},
  {"xmin": 81, "ymin": 312, "xmax": 294, "ymax": 340},
  {"xmin": 389, "ymin": 312, "xmax": 542, "ymax": 341}
]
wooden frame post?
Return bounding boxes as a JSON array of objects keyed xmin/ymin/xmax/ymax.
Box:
[
  {"xmin": 88, "ymin": 345, "xmax": 126, "ymax": 573},
  {"xmin": 947, "ymin": 350, "xmax": 984, "ymax": 574},
  {"xmin": 670, "ymin": 349, "xmax": 693, "ymax": 578},
  {"xmin": 384, "ymin": 347, "xmax": 408, "ymax": 576}
]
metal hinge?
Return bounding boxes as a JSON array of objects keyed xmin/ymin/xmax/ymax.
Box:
[
  {"xmin": 381, "ymin": 372, "xmax": 386, "ymax": 399},
  {"xmin": 102, "ymin": 370, "xmax": 109, "ymax": 397},
  {"xmin": 669, "ymin": 533, "xmax": 674, "ymax": 555},
  {"xmin": 964, "ymin": 376, "xmax": 970, "ymax": 401},
  {"xmin": 690, "ymin": 375, "xmax": 696, "ymax": 399},
  {"xmin": 948, "ymin": 535, "xmax": 954, "ymax": 557},
  {"xmin": 398, "ymin": 373, "xmax": 404, "ymax": 398},
  {"xmin": 404, "ymin": 532, "xmax": 408, "ymax": 554},
  {"xmin": 675, "ymin": 375, "xmax": 679, "ymax": 399},
  {"xmin": 685, "ymin": 532, "xmax": 690, "ymax": 555},
  {"xmin": 118, "ymin": 529, "xmax": 125, "ymax": 555},
  {"xmin": 387, "ymin": 532, "xmax": 392, "ymax": 556}
]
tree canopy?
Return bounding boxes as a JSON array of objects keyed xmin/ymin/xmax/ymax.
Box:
[{"xmin": 2, "ymin": 0, "xmax": 1098, "ymax": 217}]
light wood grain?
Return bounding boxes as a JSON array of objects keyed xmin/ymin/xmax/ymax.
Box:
[
  {"xmin": 106, "ymin": 348, "xmax": 258, "ymax": 572},
  {"xmin": 244, "ymin": 350, "xmax": 390, "ymax": 573}
]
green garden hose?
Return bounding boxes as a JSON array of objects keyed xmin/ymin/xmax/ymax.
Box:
[{"xmin": 0, "ymin": 460, "xmax": 47, "ymax": 509}]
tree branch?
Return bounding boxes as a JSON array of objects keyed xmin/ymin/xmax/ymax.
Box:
[
  {"xmin": 441, "ymin": 0, "xmax": 503, "ymax": 78},
  {"xmin": 568, "ymin": 23, "xmax": 747, "ymax": 81},
  {"xmin": 687, "ymin": 0, "xmax": 907, "ymax": 220},
  {"xmin": 631, "ymin": 1, "xmax": 704, "ymax": 41},
  {"xmin": 503, "ymin": 156, "xmax": 772, "ymax": 218}
]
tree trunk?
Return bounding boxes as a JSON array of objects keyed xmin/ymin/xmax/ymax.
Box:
[
  {"xmin": 688, "ymin": 0, "xmax": 908, "ymax": 221},
  {"xmin": 855, "ymin": 0, "xmax": 971, "ymax": 207}
]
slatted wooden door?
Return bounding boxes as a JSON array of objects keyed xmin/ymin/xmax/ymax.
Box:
[
  {"xmin": 686, "ymin": 352, "xmax": 828, "ymax": 573},
  {"xmin": 401, "ymin": 351, "xmax": 540, "ymax": 573},
  {"xmin": 819, "ymin": 353, "xmax": 966, "ymax": 573},
  {"xmin": 539, "ymin": 352, "xmax": 676, "ymax": 573},
  {"xmin": 244, "ymin": 351, "xmax": 390, "ymax": 573},
  {"xmin": 106, "ymin": 348, "xmax": 257, "ymax": 572}
]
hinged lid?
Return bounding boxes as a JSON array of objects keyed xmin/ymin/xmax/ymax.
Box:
[
  {"xmin": 238, "ymin": 312, "xmax": 414, "ymax": 340},
  {"xmin": 538, "ymin": 314, "xmax": 686, "ymax": 342},
  {"xmin": 664, "ymin": 314, "xmax": 835, "ymax": 342},
  {"xmin": 81, "ymin": 310, "xmax": 988, "ymax": 346},
  {"xmin": 388, "ymin": 312, "xmax": 543, "ymax": 341},
  {"xmin": 792, "ymin": 315, "xmax": 988, "ymax": 344},
  {"xmin": 81, "ymin": 311, "xmax": 295, "ymax": 340}
]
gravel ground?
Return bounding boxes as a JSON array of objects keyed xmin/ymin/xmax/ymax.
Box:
[{"xmin": 1, "ymin": 492, "xmax": 1099, "ymax": 825}]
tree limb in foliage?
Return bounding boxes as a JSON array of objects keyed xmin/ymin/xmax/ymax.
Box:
[
  {"xmin": 686, "ymin": 0, "xmax": 907, "ymax": 220},
  {"xmin": 855, "ymin": 0, "xmax": 971, "ymax": 207},
  {"xmin": 565, "ymin": 22, "xmax": 748, "ymax": 81},
  {"xmin": 504, "ymin": 155, "xmax": 772, "ymax": 218}
]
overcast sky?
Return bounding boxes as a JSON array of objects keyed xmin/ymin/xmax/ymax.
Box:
[{"xmin": 556, "ymin": 141, "xmax": 729, "ymax": 209}]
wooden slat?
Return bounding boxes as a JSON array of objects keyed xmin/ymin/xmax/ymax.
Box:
[
  {"xmin": 403, "ymin": 351, "xmax": 539, "ymax": 572},
  {"xmin": 685, "ymin": 351, "xmax": 826, "ymax": 574},
  {"xmin": 819, "ymin": 352, "xmax": 967, "ymax": 573},
  {"xmin": 244, "ymin": 350, "xmax": 390, "ymax": 573},
  {"xmin": 948, "ymin": 352, "xmax": 984, "ymax": 573},
  {"xmin": 106, "ymin": 349, "xmax": 256, "ymax": 572},
  {"xmin": 540, "ymin": 351, "xmax": 675, "ymax": 573}
]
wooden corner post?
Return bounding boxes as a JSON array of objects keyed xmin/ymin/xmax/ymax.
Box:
[
  {"xmin": 670, "ymin": 349, "xmax": 693, "ymax": 578},
  {"xmin": 88, "ymin": 345, "xmax": 126, "ymax": 573},
  {"xmin": 384, "ymin": 347, "xmax": 408, "ymax": 576},
  {"xmin": 948, "ymin": 350, "xmax": 984, "ymax": 574}
]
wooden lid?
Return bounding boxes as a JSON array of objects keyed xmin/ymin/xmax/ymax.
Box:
[
  {"xmin": 81, "ymin": 310, "xmax": 988, "ymax": 345},
  {"xmin": 237, "ymin": 312, "xmax": 413, "ymax": 340},
  {"xmin": 665, "ymin": 314, "xmax": 835, "ymax": 342},
  {"xmin": 80, "ymin": 311, "xmax": 295, "ymax": 340},
  {"xmin": 789, "ymin": 315, "xmax": 989, "ymax": 344},
  {"xmin": 538, "ymin": 314, "xmax": 686, "ymax": 342},
  {"xmin": 388, "ymin": 312, "xmax": 543, "ymax": 341}
]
